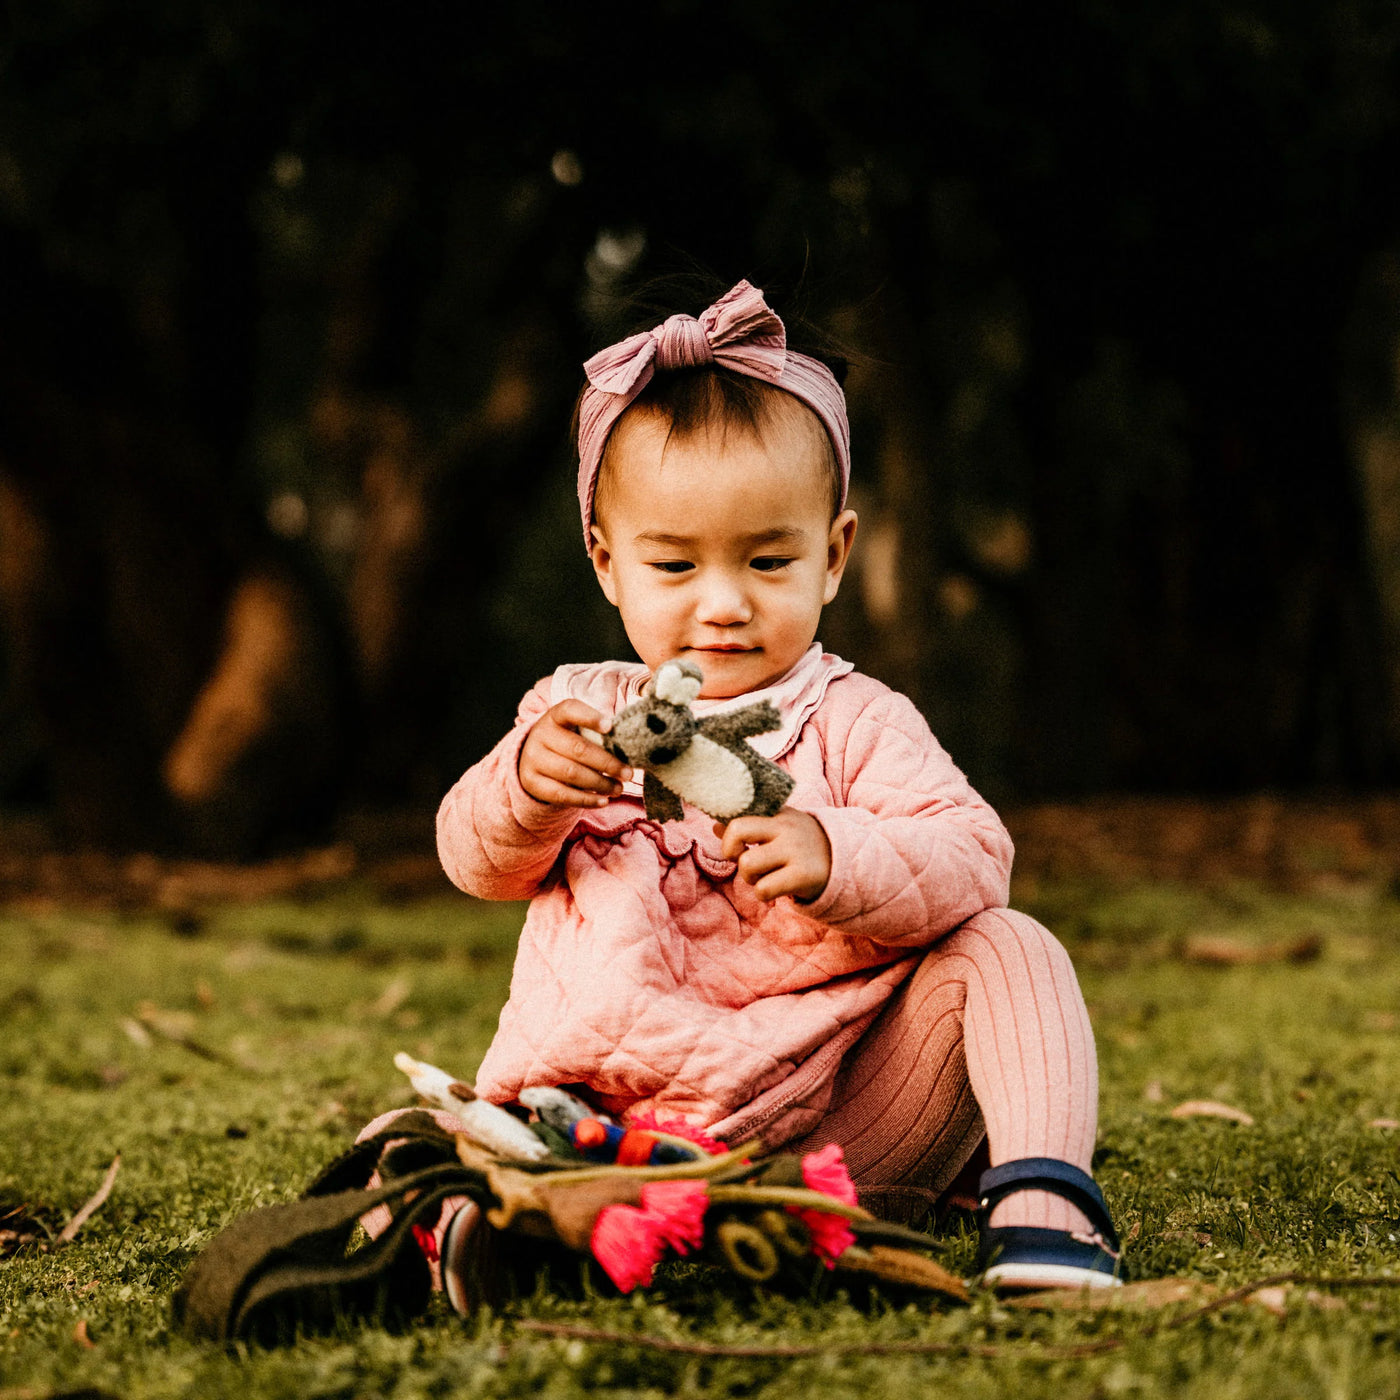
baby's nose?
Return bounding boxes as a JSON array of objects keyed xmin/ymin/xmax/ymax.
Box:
[{"xmin": 696, "ymin": 573, "xmax": 753, "ymax": 625}]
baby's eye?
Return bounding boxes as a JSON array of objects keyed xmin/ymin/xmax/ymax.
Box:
[
  {"xmin": 648, "ymin": 560, "xmax": 694, "ymax": 574},
  {"xmin": 750, "ymin": 556, "xmax": 794, "ymax": 573}
]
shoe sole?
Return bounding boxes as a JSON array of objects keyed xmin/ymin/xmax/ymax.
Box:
[{"xmin": 978, "ymin": 1261, "xmax": 1123, "ymax": 1291}]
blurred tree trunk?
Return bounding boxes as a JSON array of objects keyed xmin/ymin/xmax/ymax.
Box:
[
  {"xmin": 0, "ymin": 237, "xmax": 348, "ymax": 856},
  {"xmin": 1346, "ymin": 245, "xmax": 1400, "ymax": 770},
  {"xmin": 1019, "ymin": 277, "xmax": 1395, "ymax": 793}
]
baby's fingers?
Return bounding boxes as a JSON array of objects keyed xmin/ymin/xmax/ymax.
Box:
[
  {"xmin": 543, "ymin": 710, "xmax": 628, "ymax": 782},
  {"xmin": 549, "ymin": 698, "xmax": 610, "ymax": 736},
  {"xmin": 749, "ymin": 868, "xmax": 806, "ymax": 903},
  {"xmin": 737, "ymin": 841, "xmax": 788, "ymax": 885},
  {"xmin": 524, "ymin": 772, "xmax": 612, "ymax": 808},
  {"xmin": 719, "ymin": 816, "xmax": 777, "ymax": 861},
  {"xmin": 537, "ymin": 742, "xmax": 626, "ymax": 797}
]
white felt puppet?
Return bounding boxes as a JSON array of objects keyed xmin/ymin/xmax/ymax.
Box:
[{"xmin": 599, "ymin": 659, "xmax": 794, "ymax": 823}]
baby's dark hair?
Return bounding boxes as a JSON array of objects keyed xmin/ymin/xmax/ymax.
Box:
[{"xmin": 578, "ymin": 271, "xmax": 850, "ymax": 526}]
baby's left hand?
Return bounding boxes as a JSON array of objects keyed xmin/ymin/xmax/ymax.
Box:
[{"xmin": 716, "ymin": 810, "xmax": 832, "ymax": 904}]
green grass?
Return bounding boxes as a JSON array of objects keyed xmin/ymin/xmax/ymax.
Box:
[{"xmin": 3, "ymin": 878, "xmax": 1400, "ymax": 1398}]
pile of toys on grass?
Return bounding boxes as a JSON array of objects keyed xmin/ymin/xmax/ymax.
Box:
[{"xmin": 175, "ymin": 1052, "xmax": 966, "ymax": 1342}]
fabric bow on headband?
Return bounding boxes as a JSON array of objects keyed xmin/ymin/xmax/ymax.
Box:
[
  {"xmin": 575, "ymin": 280, "xmax": 851, "ymax": 545},
  {"xmin": 583, "ymin": 281, "xmax": 789, "ymax": 394}
]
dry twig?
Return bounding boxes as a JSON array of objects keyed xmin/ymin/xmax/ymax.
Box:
[
  {"xmin": 514, "ymin": 1272, "xmax": 1400, "ymax": 1362},
  {"xmin": 513, "ymin": 1319, "xmax": 1113, "ymax": 1360},
  {"xmin": 56, "ymin": 1154, "xmax": 121, "ymax": 1246},
  {"xmin": 134, "ymin": 1003, "xmax": 247, "ymax": 1070}
]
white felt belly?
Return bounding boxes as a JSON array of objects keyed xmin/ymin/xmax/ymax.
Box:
[{"xmin": 654, "ymin": 734, "xmax": 754, "ymax": 820}]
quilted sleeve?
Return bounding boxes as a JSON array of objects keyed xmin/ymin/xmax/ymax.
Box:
[
  {"xmin": 798, "ymin": 690, "xmax": 1013, "ymax": 946},
  {"xmin": 435, "ymin": 681, "xmax": 583, "ymax": 900}
]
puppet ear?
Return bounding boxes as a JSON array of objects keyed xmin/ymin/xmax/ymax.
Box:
[{"xmin": 652, "ymin": 659, "xmax": 703, "ymax": 707}]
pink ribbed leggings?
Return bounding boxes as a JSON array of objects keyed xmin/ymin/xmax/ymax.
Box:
[
  {"xmin": 790, "ymin": 907, "xmax": 1098, "ymax": 1233},
  {"xmin": 359, "ymin": 907, "xmax": 1098, "ymax": 1251}
]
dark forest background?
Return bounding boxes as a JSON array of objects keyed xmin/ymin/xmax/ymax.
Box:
[{"xmin": 4, "ymin": 2, "xmax": 1400, "ymax": 858}]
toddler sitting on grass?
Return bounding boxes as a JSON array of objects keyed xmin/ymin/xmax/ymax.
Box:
[{"xmin": 369, "ymin": 278, "xmax": 1121, "ymax": 1302}]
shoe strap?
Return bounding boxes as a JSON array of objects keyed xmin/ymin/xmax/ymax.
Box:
[{"xmin": 977, "ymin": 1157, "xmax": 1119, "ymax": 1251}]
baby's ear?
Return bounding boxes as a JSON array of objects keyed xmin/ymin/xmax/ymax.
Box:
[
  {"xmin": 652, "ymin": 659, "xmax": 703, "ymax": 707},
  {"xmin": 589, "ymin": 527, "xmax": 619, "ymax": 605}
]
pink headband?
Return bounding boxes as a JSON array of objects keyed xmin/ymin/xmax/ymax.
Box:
[{"xmin": 576, "ymin": 280, "xmax": 851, "ymax": 545}]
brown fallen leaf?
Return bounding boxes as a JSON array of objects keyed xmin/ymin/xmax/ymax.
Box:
[
  {"xmin": 1170, "ymin": 1099, "xmax": 1255, "ymax": 1126},
  {"xmin": 1303, "ymin": 1288, "xmax": 1346, "ymax": 1311},
  {"xmin": 72, "ymin": 1318, "xmax": 95, "ymax": 1348},
  {"xmin": 119, "ymin": 1016, "xmax": 153, "ymax": 1049},
  {"xmin": 370, "ymin": 977, "xmax": 412, "ymax": 1019},
  {"xmin": 1248, "ymin": 1285, "xmax": 1288, "ymax": 1317},
  {"xmin": 1182, "ymin": 932, "xmax": 1322, "ymax": 966},
  {"xmin": 1368, "ymin": 1118, "xmax": 1400, "ymax": 1130},
  {"xmin": 1007, "ymin": 1277, "xmax": 1216, "ymax": 1312},
  {"xmin": 0, "ymin": 1203, "xmax": 49, "ymax": 1258},
  {"xmin": 315, "ymin": 1100, "xmax": 348, "ymax": 1128}
]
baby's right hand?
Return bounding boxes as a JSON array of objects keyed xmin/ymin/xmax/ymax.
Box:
[{"xmin": 518, "ymin": 699, "xmax": 631, "ymax": 808}]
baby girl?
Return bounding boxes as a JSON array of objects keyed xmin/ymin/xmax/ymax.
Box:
[{"xmin": 424, "ymin": 280, "xmax": 1120, "ymax": 1299}]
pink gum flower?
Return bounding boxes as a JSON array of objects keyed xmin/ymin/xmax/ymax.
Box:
[
  {"xmin": 591, "ymin": 1204, "xmax": 666, "ymax": 1292},
  {"xmin": 591, "ymin": 1179, "xmax": 711, "ymax": 1291},
  {"xmin": 640, "ymin": 1180, "xmax": 708, "ymax": 1255},
  {"xmin": 793, "ymin": 1143, "xmax": 858, "ymax": 1267}
]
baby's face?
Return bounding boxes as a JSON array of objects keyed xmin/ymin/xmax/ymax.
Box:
[{"xmin": 590, "ymin": 401, "xmax": 857, "ymax": 699}]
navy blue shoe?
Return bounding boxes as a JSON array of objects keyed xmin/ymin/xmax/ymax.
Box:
[{"xmin": 974, "ymin": 1158, "xmax": 1123, "ymax": 1291}]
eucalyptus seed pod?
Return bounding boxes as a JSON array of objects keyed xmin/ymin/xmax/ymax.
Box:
[
  {"xmin": 756, "ymin": 1208, "xmax": 812, "ymax": 1258},
  {"xmin": 715, "ymin": 1219, "xmax": 780, "ymax": 1281}
]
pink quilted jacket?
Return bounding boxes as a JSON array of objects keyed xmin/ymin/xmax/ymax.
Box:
[{"xmin": 437, "ymin": 647, "xmax": 1013, "ymax": 1147}]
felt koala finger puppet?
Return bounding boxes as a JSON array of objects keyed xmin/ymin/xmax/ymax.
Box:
[{"xmin": 600, "ymin": 659, "xmax": 795, "ymax": 823}]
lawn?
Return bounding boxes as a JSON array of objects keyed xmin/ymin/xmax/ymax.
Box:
[{"xmin": 2, "ymin": 870, "xmax": 1400, "ymax": 1398}]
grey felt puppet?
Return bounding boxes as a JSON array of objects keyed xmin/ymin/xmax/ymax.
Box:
[{"xmin": 597, "ymin": 659, "xmax": 795, "ymax": 823}]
